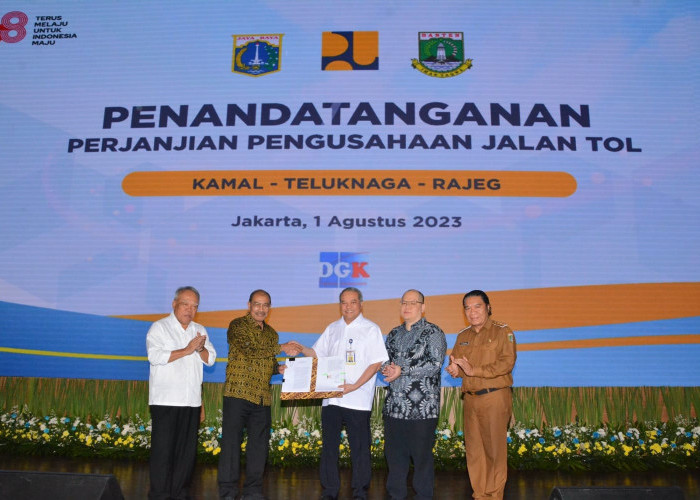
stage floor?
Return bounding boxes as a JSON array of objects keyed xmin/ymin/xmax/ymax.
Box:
[{"xmin": 0, "ymin": 454, "xmax": 697, "ymax": 499}]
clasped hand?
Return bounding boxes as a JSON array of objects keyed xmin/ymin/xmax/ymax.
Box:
[
  {"xmin": 187, "ymin": 332, "xmax": 206, "ymax": 354},
  {"xmin": 447, "ymin": 354, "xmax": 474, "ymax": 376},
  {"xmin": 381, "ymin": 362, "xmax": 401, "ymax": 383}
]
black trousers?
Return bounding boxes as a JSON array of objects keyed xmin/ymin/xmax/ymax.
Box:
[
  {"xmin": 384, "ymin": 417, "xmax": 438, "ymax": 500},
  {"xmin": 217, "ymin": 396, "xmax": 271, "ymax": 498},
  {"xmin": 320, "ymin": 404, "xmax": 372, "ymax": 500},
  {"xmin": 148, "ymin": 404, "xmax": 201, "ymax": 500}
]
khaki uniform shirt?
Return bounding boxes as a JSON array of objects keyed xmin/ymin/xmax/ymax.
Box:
[{"xmin": 450, "ymin": 318, "xmax": 517, "ymax": 393}]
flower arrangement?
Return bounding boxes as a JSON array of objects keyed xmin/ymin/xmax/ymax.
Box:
[{"xmin": 1, "ymin": 407, "xmax": 698, "ymax": 471}]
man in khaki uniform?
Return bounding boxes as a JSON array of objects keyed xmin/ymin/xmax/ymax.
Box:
[{"xmin": 447, "ymin": 290, "xmax": 516, "ymax": 500}]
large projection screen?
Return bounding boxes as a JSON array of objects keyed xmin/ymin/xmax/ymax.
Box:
[{"xmin": 1, "ymin": 1, "xmax": 699, "ymax": 387}]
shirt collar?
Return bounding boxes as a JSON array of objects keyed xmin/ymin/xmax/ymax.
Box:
[
  {"xmin": 404, "ymin": 316, "xmax": 426, "ymax": 331},
  {"xmin": 343, "ymin": 313, "xmax": 364, "ymax": 327},
  {"xmin": 168, "ymin": 311, "xmax": 191, "ymax": 331},
  {"xmin": 474, "ymin": 317, "xmax": 493, "ymax": 332},
  {"xmin": 244, "ymin": 312, "xmax": 266, "ymax": 329}
]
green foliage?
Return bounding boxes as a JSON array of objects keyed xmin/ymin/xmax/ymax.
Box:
[
  {"xmin": 1, "ymin": 407, "xmax": 698, "ymax": 471},
  {"xmin": 2, "ymin": 378, "xmax": 698, "ymax": 428},
  {"xmin": 2, "ymin": 377, "xmax": 699, "ymax": 471}
]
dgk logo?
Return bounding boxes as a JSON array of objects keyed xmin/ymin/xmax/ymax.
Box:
[
  {"xmin": 319, "ymin": 252, "xmax": 370, "ymax": 288},
  {"xmin": 322, "ymin": 31, "xmax": 378, "ymax": 70}
]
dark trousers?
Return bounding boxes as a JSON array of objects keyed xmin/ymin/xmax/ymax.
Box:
[
  {"xmin": 217, "ymin": 396, "xmax": 271, "ymax": 498},
  {"xmin": 148, "ymin": 404, "xmax": 201, "ymax": 500},
  {"xmin": 384, "ymin": 417, "xmax": 438, "ymax": 500},
  {"xmin": 320, "ymin": 404, "xmax": 372, "ymax": 500}
]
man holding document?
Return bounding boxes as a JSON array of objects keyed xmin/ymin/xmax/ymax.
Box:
[{"xmin": 292, "ymin": 287, "xmax": 388, "ymax": 500}]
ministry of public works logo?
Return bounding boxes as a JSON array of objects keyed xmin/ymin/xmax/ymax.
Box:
[
  {"xmin": 321, "ymin": 31, "xmax": 378, "ymax": 70},
  {"xmin": 231, "ymin": 34, "xmax": 282, "ymax": 76},
  {"xmin": 319, "ymin": 252, "xmax": 370, "ymax": 288},
  {"xmin": 411, "ymin": 32, "xmax": 472, "ymax": 78}
]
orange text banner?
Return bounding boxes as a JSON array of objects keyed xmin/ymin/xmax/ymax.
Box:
[{"xmin": 122, "ymin": 169, "xmax": 577, "ymax": 197}]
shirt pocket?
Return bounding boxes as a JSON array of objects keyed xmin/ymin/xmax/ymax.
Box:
[{"xmin": 479, "ymin": 339, "xmax": 500, "ymax": 364}]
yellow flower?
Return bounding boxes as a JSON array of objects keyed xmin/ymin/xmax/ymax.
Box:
[
  {"xmin": 62, "ymin": 431, "xmax": 69, "ymax": 437},
  {"xmin": 650, "ymin": 443, "xmax": 662, "ymax": 454},
  {"xmin": 622, "ymin": 445, "xmax": 633, "ymax": 456},
  {"xmin": 213, "ymin": 447, "xmax": 221, "ymax": 455},
  {"xmin": 517, "ymin": 444, "xmax": 527, "ymax": 455}
]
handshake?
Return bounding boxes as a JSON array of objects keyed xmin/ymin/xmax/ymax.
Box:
[{"xmin": 280, "ymin": 340, "xmax": 306, "ymax": 357}]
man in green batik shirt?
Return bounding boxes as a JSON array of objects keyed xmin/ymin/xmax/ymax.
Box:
[{"xmin": 217, "ymin": 289, "xmax": 300, "ymax": 500}]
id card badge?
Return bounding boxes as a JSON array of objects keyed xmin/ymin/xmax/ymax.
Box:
[{"xmin": 346, "ymin": 338, "xmax": 356, "ymax": 365}]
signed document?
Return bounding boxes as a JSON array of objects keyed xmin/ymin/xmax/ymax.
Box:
[
  {"xmin": 281, "ymin": 357, "xmax": 314, "ymax": 393},
  {"xmin": 314, "ymin": 356, "xmax": 345, "ymax": 392},
  {"xmin": 280, "ymin": 356, "xmax": 345, "ymax": 400}
]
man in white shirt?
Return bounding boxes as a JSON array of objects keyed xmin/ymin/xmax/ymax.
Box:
[
  {"xmin": 146, "ymin": 286, "xmax": 216, "ymax": 500},
  {"xmin": 295, "ymin": 287, "xmax": 389, "ymax": 500}
]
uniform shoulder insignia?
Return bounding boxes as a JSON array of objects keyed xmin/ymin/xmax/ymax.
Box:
[
  {"xmin": 492, "ymin": 320, "xmax": 509, "ymax": 328},
  {"xmin": 456, "ymin": 326, "xmax": 472, "ymax": 334}
]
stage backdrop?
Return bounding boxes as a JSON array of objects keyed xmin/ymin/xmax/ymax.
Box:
[{"xmin": 1, "ymin": 1, "xmax": 699, "ymax": 387}]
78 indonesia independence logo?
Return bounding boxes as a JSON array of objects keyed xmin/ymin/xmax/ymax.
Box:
[{"xmin": 411, "ymin": 32, "xmax": 473, "ymax": 78}]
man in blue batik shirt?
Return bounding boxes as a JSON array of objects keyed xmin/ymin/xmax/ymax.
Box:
[{"xmin": 381, "ymin": 289, "xmax": 447, "ymax": 500}]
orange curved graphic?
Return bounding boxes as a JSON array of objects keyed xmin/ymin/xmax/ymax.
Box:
[
  {"xmin": 116, "ymin": 283, "xmax": 700, "ymax": 339},
  {"xmin": 445, "ymin": 334, "xmax": 700, "ymax": 356}
]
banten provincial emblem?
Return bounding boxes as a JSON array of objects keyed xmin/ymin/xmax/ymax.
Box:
[
  {"xmin": 411, "ymin": 32, "xmax": 472, "ymax": 78},
  {"xmin": 231, "ymin": 34, "xmax": 283, "ymax": 76}
]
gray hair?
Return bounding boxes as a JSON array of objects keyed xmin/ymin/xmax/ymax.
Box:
[
  {"xmin": 174, "ymin": 286, "xmax": 200, "ymax": 303},
  {"xmin": 340, "ymin": 287, "xmax": 363, "ymax": 302}
]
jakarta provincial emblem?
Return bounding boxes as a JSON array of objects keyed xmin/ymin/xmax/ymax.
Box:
[
  {"xmin": 411, "ymin": 32, "xmax": 472, "ymax": 78},
  {"xmin": 232, "ymin": 34, "xmax": 283, "ymax": 76}
]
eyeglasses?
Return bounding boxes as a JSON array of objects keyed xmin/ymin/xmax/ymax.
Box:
[{"xmin": 400, "ymin": 301, "xmax": 423, "ymax": 307}]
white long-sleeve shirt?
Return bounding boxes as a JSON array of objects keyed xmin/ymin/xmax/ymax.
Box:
[{"xmin": 146, "ymin": 312, "xmax": 216, "ymax": 406}]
